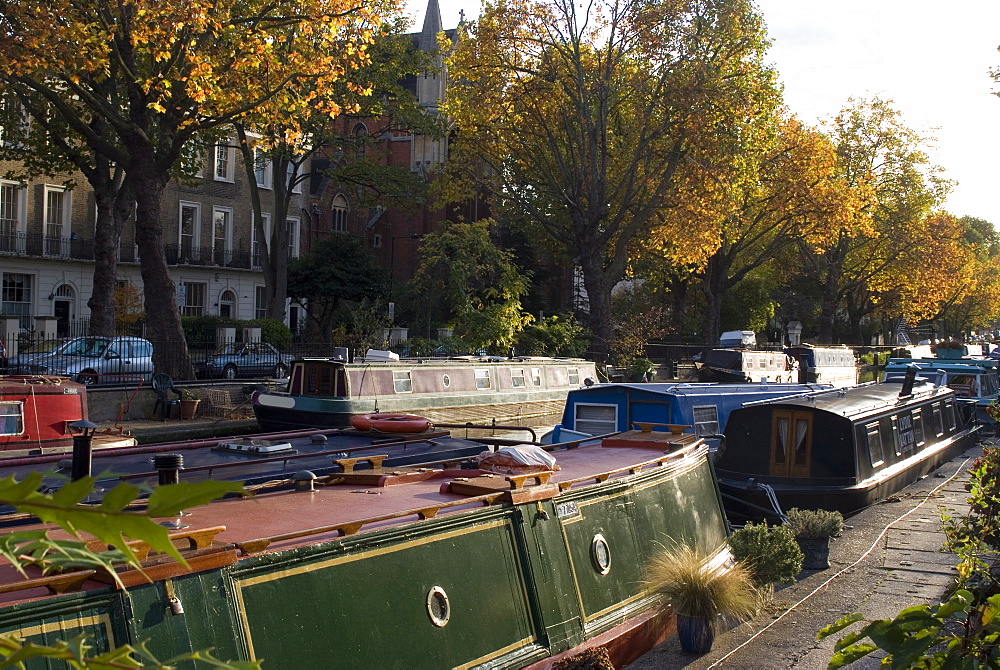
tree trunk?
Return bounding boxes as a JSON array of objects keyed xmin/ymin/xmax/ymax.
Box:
[
  {"xmin": 132, "ymin": 169, "xmax": 194, "ymax": 380},
  {"xmin": 88, "ymin": 189, "xmax": 119, "ymax": 336},
  {"xmin": 579, "ymin": 255, "xmax": 612, "ymax": 361},
  {"xmin": 817, "ymin": 245, "xmax": 846, "ymax": 345},
  {"xmin": 699, "ymin": 254, "xmax": 729, "ymax": 348}
]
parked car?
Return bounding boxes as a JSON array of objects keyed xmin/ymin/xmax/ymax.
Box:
[
  {"xmin": 5, "ymin": 338, "xmax": 71, "ymax": 374},
  {"xmin": 195, "ymin": 342, "xmax": 292, "ymax": 379},
  {"xmin": 25, "ymin": 336, "xmax": 154, "ymax": 385}
]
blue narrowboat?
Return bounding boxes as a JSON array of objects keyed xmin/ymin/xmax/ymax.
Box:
[
  {"xmin": 883, "ymin": 357, "xmax": 1000, "ymax": 425},
  {"xmin": 546, "ymin": 382, "xmax": 829, "ymax": 444}
]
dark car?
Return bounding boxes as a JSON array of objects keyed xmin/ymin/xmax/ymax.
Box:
[{"xmin": 195, "ymin": 342, "xmax": 292, "ymax": 379}]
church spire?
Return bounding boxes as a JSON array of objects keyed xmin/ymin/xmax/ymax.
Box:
[{"xmin": 418, "ymin": 0, "xmax": 443, "ymax": 53}]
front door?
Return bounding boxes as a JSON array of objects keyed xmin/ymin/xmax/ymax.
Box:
[
  {"xmin": 769, "ymin": 410, "xmax": 813, "ymax": 477},
  {"xmin": 54, "ymin": 300, "xmax": 71, "ymax": 337}
]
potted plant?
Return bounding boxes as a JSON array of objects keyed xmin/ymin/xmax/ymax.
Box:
[
  {"xmin": 727, "ymin": 521, "xmax": 804, "ymax": 591},
  {"xmin": 644, "ymin": 544, "xmax": 757, "ymax": 654},
  {"xmin": 178, "ymin": 388, "xmax": 201, "ymax": 420},
  {"xmin": 627, "ymin": 357, "xmax": 655, "ymax": 382},
  {"xmin": 785, "ymin": 508, "xmax": 844, "ymax": 569}
]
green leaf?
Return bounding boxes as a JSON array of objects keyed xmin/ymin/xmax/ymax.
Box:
[
  {"xmin": 828, "ymin": 642, "xmax": 878, "ymax": 668},
  {"xmin": 817, "ymin": 612, "xmax": 865, "ymax": 640},
  {"xmin": 145, "ymin": 481, "xmax": 246, "ymax": 517}
]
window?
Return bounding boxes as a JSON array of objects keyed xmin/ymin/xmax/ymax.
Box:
[
  {"xmin": 214, "ymin": 141, "xmax": 234, "ymax": 181},
  {"xmin": 0, "ymin": 402, "xmax": 23, "ymax": 436},
  {"xmin": 254, "ymin": 285, "xmax": 267, "ymax": 319},
  {"xmin": 254, "ymin": 148, "xmax": 273, "ymax": 188},
  {"xmin": 392, "ymin": 370, "xmax": 412, "ymax": 393},
  {"xmin": 770, "ymin": 410, "xmax": 813, "ymax": 476},
  {"xmin": 944, "ymin": 400, "xmax": 957, "ymax": 431},
  {"xmin": 865, "ymin": 421, "xmax": 884, "ymax": 467},
  {"xmin": 179, "ymin": 202, "xmax": 201, "ymax": 261},
  {"xmin": 353, "ymin": 123, "xmax": 368, "ymax": 160},
  {"xmin": 530, "ymin": 368, "xmax": 542, "ymax": 387},
  {"xmin": 332, "ymin": 195, "xmax": 348, "ymax": 232},
  {"xmin": 372, "ymin": 234, "xmax": 382, "ymax": 249},
  {"xmin": 251, "ymin": 213, "xmax": 271, "ymax": 269},
  {"xmin": 891, "ymin": 416, "xmax": 903, "ymax": 456},
  {"xmin": 286, "ymin": 162, "xmax": 302, "ymax": 194},
  {"xmin": 931, "ymin": 403, "xmax": 944, "ymax": 437},
  {"xmin": 179, "ymin": 281, "xmax": 206, "ymax": 316},
  {"xmin": 1, "ymin": 273, "xmax": 32, "ymax": 328},
  {"xmin": 43, "ymin": 186, "xmax": 71, "ymax": 257},
  {"xmin": 574, "ymin": 403, "xmax": 617, "ymax": 435},
  {"xmin": 0, "ymin": 181, "xmax": 25, "ymax": 253},
  {"xmin": 567, "ymin": 367, "xmax": 580, "ymax": 385},
  {"xmin": 212, "ymin": 207, "xmax": 233, "ymax": 265},
  {"xmin": 218, "ymin": 289, "xmax": 236, "ymax": 318},
  {"xmin": 474, "ymin": 368, "xmax": 491, "ymax": 390},
  {"xmin": 912, "ymin": 408, "xmax": 925, "ymax": 446},
  {"xmin": 510, "ymin": 368, "xmax": 526, "ymax": 388},
  {"xmin": 692, "ymin": 405, "xmax": 720, "ymax": 436},
  {"xmin": 286, "ymin": 217, "xmax": 300, "ymax": 259}
]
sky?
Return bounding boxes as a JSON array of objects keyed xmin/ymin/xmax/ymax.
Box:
[{"xmin": 404, "ymin": 0, "xmax": 1000, "ymax": 225}]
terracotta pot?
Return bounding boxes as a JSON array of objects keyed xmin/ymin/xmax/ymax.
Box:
[
  {"xmin": 797, "ymin": 536, "xmax": 831, "ymax": 570},
  {"xmin": 676, "ymin": 613, "xmax": 714, "ymax": 654},
  {"xmin": 179, "ymin": 399, "xmax": 201, "ymax": 420}
]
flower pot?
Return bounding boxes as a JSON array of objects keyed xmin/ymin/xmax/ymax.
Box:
[
  {"xmin": 676, "ymin": 613, "xmax": 714, "ymax": 654},
  {"xmin": 179, "ymin": 399, "xmax": 201, "ymax": 420},
  {"xmin": 796, "ymin": 536, "xmax": 831, "ymax": 570}
]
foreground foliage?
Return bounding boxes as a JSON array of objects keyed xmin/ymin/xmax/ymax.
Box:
[
  {"xmin": 0, "ymin": 473, "xmax": 253, "ymax": 668},
  {"xmin": 727, "ymin": 522, "xmax": 803, "ymax": 587},
  {"xmin": 818, "ymin": 446, "xmax": 1000, "ymax": 667}
]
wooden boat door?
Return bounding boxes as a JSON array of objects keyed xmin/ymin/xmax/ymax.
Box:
[{"xmin": 769, "ymin": 410, "xmax": 813, "ymax": 477}]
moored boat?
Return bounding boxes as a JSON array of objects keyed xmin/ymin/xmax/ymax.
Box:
[
  {"xmin": 0, "ymin": 375, "xmax": 135, "ymax": 454},
  {"xmin": 715, "ymin": 374, "xmax": 981, "ymax": 520},
  {"xmin": 883, "ymin": 357, "xmax": 1000, "ymax": 425},
  {"xmin": 546, "ymin": 381, "xmax": 829, "ymax": 446},
  {"xmin": 0, "ymin": 423, "xmax": 729, "ymax": 668},
  {"xmin": 696, "ymin": 349, "xmax": 797, "ymax": 383},
  {"xmin": 785, "ymin": 344, "xmax": 858, "ymax": 388},
  {"xmin": 252, "ymin": 355, "xmax": 599, "ymax": 431}
]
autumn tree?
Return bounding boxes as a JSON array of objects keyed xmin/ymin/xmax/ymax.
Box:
[
  {"xmin": 0, "ymin": 83, "xmax": 133, "ymax": 336},
  {"xmin": 795, "ymin": 98, "xmax": 950, "ymax": 343},
  {"xmin": 440, "ymin": 0, "xmax": 773, "ymax": 357},
  {"xmin": 0, "ymin": 0, "xmax": 396, "ymax": 378},
  {"xmin": 930, "ymin": 216, "xmax": 1000, "ymax": 335},
  {"xmin": 409, "ymin": 219, "xmax": 533, "ymax": 353}
]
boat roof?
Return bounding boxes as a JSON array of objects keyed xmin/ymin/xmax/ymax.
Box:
[
  {"xmin": 569, "ymin": 382, "xmax": 828, "ymax": 399},
  {"xmin": 292, "ymin": 356, "xmax": 593, "ymax": 366},
  {"xmin": 886, "ymin": 358, "xmax": 1000, "ymax": 371},
  {"xmin": 738, "ymin": 380, "xmax": 954, "ymax": 421}
]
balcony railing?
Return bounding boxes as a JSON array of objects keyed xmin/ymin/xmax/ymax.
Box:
[{"xmin": 0, "ymin": 232, "xmax": 249, "ymax": 268}]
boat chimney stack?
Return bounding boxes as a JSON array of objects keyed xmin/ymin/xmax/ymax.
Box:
[
  {"xmin": 900, "ymin": 364, "xmax": 919, "ymax": 397},
  {"xmin": 69, "ymin": 420, "xmax": 97, "ymax": 481},
  {"xmin": 154, "ymin": 454, "xmax": 184, "ymax": 486}
]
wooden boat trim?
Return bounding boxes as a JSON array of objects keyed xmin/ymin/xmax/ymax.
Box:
[{"xmin": 0, "ymin": 569, "xmax": 96, "ymax": 595}]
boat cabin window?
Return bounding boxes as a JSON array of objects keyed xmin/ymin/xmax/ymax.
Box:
[
  {"xmin": 574, "ymin": 403, "xmax": 617, "ymax": 435},
  {"xmin": 865, "ymin": 421, "xmax": 884, "ymax": 467},
  {"xmin": 392, "ymin": 370, "xmax": 412, "ymax": 393},
  {"xmin": 895, "ymin": 412, "xmax": 919, "ymax": 455},
  {"xmin": 931, "ymin": 403, "xmax": 944, "ymax": 437},
  {"xmin": 0, "ymin": 402, "xmax": 23, "ymax": 436},
  {"xmin": 475, "ymin": 369, "xmax": 492, "ymax": 390},
  {"xmin": 912, "ymin": 409, "xmax": 925, "ymax": 447},
  {"xmin": 947, "ymin": 374, "xmax": 976, "ymax": 398},
  {"xmin": 982, "ymin": 374, "xmax": 999, "ymax": 396},
  {"xmin": 769, "ymin": 410, "xmax": 812, "ymax": 477},
  {"xmin": 568, "ymin": 367, "xmax": 580, "ymax": 385},
  {"xmin": 944, "ymin": 400, "xmax": 957, "ymax": 431},
  {"xmin": 510, "ymin": 368, "xmax": 526, "ymax": 388},
  {"xmin": 530, "ymin": 368, "xmax": 542, "ymax": 387},
  {"xmin": 692, "ymin": 405, "xmax": 720, "ymax": 436}
]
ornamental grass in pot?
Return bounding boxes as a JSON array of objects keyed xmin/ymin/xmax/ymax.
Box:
[
  {"xmin": 785, "ymin": 508, "xmax": 844, "ymax": 570},
  {"xmin": 644, "ymin": 544, "xmax": 757, "ymax": 654}
]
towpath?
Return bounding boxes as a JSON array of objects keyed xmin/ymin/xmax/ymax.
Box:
[{"xmin": 627, "ymin": 439, "xmax": 988, "ymax": 669}]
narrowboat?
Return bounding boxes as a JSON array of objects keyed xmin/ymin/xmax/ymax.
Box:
[
  {"xmin": 696, "ymin": 349, "xmax": 796, "ymax": 383},
  {"xmin": 252, "ymin": 355, "xmax": 599, "ymax": 431},
  {"xmin": 785, "ymin": 344, "xmax": 858, "ymax": 388},
  {"xmin": 0, "ymin": 423, "xmax": 730, "ymax": 668},
  {"xmin": 715, "ymin": 375, "xmax": 981, "ymax": 520},
  {"xmin": 883, "ymin": 357, "xmax": 1000, "ymax": 425},
  {"xmin": 546, "ymin": 382, "xmax": 829, "ymax": 446},
  {"xmin": 0, "ymin": 375, "xmax": 135, "ymax": 454}
]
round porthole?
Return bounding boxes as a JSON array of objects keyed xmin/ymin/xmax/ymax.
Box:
[
  {"xmin": 426, "ymin": 586, "xmax": 451, "ymax": 627},
  {"xmin": 591, "ymin": 534, "xmax": 612, "ymax": 575},
  {"xmin": 442, "ymin": 374, "xmax": 451, "ymax": 388}
]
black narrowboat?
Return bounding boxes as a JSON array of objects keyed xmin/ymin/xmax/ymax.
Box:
[{"xmin": 715, "ymin": 374, "xmax": 981, "ymax": 519}]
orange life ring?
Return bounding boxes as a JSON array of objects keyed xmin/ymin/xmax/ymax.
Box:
[{"xmin": 350, "ymin": 413, "xmax": 431, "ymax": 433}]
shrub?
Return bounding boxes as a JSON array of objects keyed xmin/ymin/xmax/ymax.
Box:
[
  {"xmin": 727, "ymin": 522, "xmax": 803, "ymax": 587},
  {"xmin": 515, "ymin": 314, "xmax": 589, "ymax": 358},
  {"xmin": 247, "ymin": 318, "xmax": 293, "ymax": 349},
  {"xmin": 785, "ymin": 509, "xmax": 844, "ymax": 539}
]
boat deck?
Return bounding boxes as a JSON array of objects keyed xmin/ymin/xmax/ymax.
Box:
[{"xmin": 0, "ymin": 429, "xmax": 704, "ymax": 606}]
